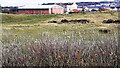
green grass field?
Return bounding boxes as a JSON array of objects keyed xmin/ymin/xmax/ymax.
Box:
[
  {"xmin": 1, "ymin": 11, "xmax": 120, "ymax": 66},
  {"xmin": 2, "ymin": 11, "xmax": 119, "ymax": 37}
]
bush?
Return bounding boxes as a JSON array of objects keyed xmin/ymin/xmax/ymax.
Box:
[
  {"xmin": 48, "ymin": 21, "xmax": 57, "ymax": 23},
  {"xmin": 61, "ymin": 19, "xmax": 69, "ymax": 23},
  {"xmin": 102, "ymin": 19, "xmax": 114, "ymax": 23},
  {"xmin": 102, "ymin": 19, "xmax": 120, "ymax": 24},
  {"xmin": 99, "ymin": 29, "xmax": 111, "ymax": 33}
]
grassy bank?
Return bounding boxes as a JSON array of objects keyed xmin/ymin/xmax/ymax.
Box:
[{"xmin": 2, "ymin": 14, "xmax": 59, "ymax": 24}]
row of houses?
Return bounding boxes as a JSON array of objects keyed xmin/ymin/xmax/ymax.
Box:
[
  {"xmin": 1, "ymin": 1, "xmax": 120, "ymax": 14},
  {"xmin": 67, "ymin": 1, "xmax": 119, "ymax": 13}
]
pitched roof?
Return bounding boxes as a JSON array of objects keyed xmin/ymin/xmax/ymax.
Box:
[{"xmin": 18, "ymin": 5, "xmax": 62, "ymax": 9}]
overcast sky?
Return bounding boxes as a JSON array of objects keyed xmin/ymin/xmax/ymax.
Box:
[{"xmin": 0, "ymin": 0, "xmax": 114, "ymax": 6}]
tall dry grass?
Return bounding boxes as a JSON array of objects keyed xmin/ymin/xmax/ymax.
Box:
[{"xmin": 2, "ymin": 29, "xmax": 119, "ymax": 67}]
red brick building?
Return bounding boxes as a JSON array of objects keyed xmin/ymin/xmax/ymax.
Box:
[{"xmin": 17, "ymin": 5, "xmax": 64, "ymax": 14}]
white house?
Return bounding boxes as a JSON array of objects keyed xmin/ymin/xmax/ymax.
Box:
[{"xmin": 67, "ymin": 2, "xmax": 78, "ymax": 12}]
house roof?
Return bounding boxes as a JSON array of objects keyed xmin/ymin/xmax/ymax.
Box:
[
  {"xmin": 42, "ymin": 3, "xmax": 73, "ymax": 5},
  {"xmin": 87, "ymin": 6, "xmax": 110, "ymax": 8},
  {"xmin": 18, "ymin": 5, "xmax": 62, "ymax": 9}
]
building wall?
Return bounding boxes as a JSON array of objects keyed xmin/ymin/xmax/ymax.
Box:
[
  {"xmin": 51, "ymin": 6, "xmax": 64, "ymax": 14},
  {"xmin": 17, "ymin": 9, "xmax": 49, "ymax": 14}
]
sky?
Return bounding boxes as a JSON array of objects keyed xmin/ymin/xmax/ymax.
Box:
[{"xmin": 0, "ymin": 0, "xmax": 114, "ymax": 6}]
